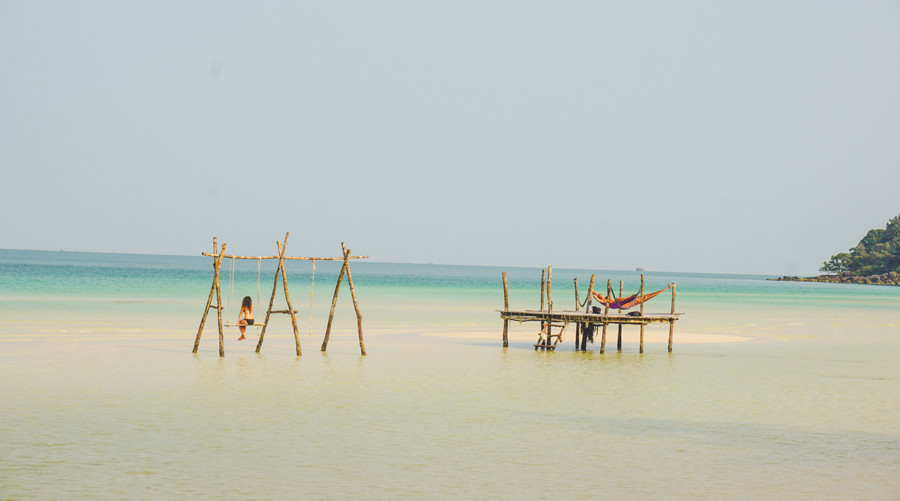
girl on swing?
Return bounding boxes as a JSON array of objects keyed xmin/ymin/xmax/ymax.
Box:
[{"xmin": 237, "ymin": 296, "xmax": 254, "ymax": 340}]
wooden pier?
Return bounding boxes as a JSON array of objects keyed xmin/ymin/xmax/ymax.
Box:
[{"xmin": 499, "ymin": 268, "xmax": 682, "ymax": 353}]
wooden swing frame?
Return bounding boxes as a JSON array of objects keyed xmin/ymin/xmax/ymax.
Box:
[{"xmin": 192, "ymin": 232, "xmax": 368, "ymax": 357}]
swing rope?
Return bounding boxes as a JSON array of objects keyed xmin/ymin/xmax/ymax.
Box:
[
  {"xmin": 228, "ymin": 257, "xmax": 236, "ymax": 314},
  {"xmin": 309, "ymin": 259, "xmax": 316, "ymax": 336},
  {"xmin": 224, "ymin": 258, "xmax": 264, "ymax": 329}
]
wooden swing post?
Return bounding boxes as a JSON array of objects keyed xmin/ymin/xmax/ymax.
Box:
[
  {"xmin": 193, "ymin": 238, "xmax": 227, "ymax": 356},
  {"xmin": 321, "ymin": 250, "xmax": 348, "ymax": 352},
  {"xmin": 192, "ymin": 238, "xmax": 217, "ymax": 354},
  {"xmin": 280, "ymin": 240, "xmax": 302, "ymax": 356},
  {"xmin": 321, "ymin": 242, "xmax": 366, "ymax": 355},
  {"xmin": 216, "ymin": 252, "xmax": 226, "ymax": 357},
  {"xmin": 256, "ymin": 233, "xmax": 301, "ymax": 355},
  {"xmin": 342, "ymin": 243, "xmax": 366, "ymax": 356}
]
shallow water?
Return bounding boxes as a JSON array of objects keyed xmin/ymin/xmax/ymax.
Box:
[{"xmin": 1, "ymin": 250, "xmax": 899, "ymax": 499}]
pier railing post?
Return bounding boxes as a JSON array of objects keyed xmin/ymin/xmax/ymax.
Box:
[
  {"xmin": 600, "ymin": 280, "xmax": 610, "ymax": 353},
  {"xmin": 573, "ymin": 278, "xmax": 579, "ymax": 311},
  {"xmin": 639, "ymin": 274, "xmax": 645, "ymax": 354},
  {"xmin": 546, "ymin": 266, "xmax": 553, "ymax": 350},
  {"xmin": 617, "ymin": 280, "xmax": 623, "ymax": 351},
  {"xmin": 538, "ymin": 268, "xmax": 546, "ymax": 350},
  {"xmin": 547, "ymin": 266, "xmax": 552, "ymax": 313},
  {"xmin": 502, "ymin": 272, "xmax": 509, "ymax": 347},
  {"xmin": 668, "ymin": 282, "xmax": 676, "ymax": 352},
  {"xmin": 581, "ymin": 274, "xmax": 595, "ymax": 351},
  {"xmin": 573, "ymin": 278, "xmax": 580, "ymax": 349}
]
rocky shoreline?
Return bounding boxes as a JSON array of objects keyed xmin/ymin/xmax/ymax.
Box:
[{"xmin": 771, "ymin": 271, "xmax": 900, "ymax": 286}]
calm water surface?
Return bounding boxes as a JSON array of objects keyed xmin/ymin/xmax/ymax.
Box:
[{"xmin": 1, "ymin": 250, "xmax": 899, "ymax": 499}]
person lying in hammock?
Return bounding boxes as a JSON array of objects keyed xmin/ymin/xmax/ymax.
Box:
[
  {"xmin": 237, "ymin": 296, "xmax": 254, "ymax": 341},
  {"xmin": 592, "ymin": 284, "xmax": 671, "ymax": 311}
]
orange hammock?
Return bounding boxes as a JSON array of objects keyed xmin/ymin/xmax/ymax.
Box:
[{"xmin": 592, "ymin": 285, "xmax": 671, "ymax": 310}]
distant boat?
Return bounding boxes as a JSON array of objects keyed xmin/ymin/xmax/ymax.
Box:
[{"xmin": 635, "ymin": 267, "xmax": 645, "ymax": 272}]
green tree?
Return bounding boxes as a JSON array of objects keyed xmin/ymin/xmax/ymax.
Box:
[
  {"xmin": 820, "ymin": 252, "xmax": 852, "ymax": 274},
  {"xmin": 826, "ymin": 214, "xmax": 900, "ymax": 276}
]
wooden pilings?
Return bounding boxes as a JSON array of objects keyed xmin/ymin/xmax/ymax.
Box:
[
  {"xmin": 573, "ymin": 278, "xmax": 580, "ymax": 311},
  {"xmin": 573, "ymin": 278, "xmax": 580, "ymax": 349},
  {"xmin": 537, "ymin": 266, "xmax": 552, "ymax": 350},
  {"xmin": 668, "ymin": 282, "xmax": 677, "ymax": 353},
  {"xmin": 600, "ymin": 280, "xmax": 611, "ymax": 353},
  {"xmin": 537, "ymin": 268, "xmax": 545, "ymax": 350},
  {"xmin": 547, "ymin": 266, "xmax": 553, "ymax": 313},
  {"xmin": 586, "ymin": 274, "xmax": 595, "ymax": 312},
  {"xmin": 580, "ymin": 274, "xmax": 595, "ymax": 351},
  {"xmin": 617, "ymin": 280, "xmax": 623, "ymax": 351},
  {"xmin": 533, "ymin": 266, "xmax": 568, "ymax": 351},
  {"xmin": 502, "ymin": 272, "xmax": 509, "ymax": 347},
  {"xmin": 639, "ymin": 273, "xmax": 645, "ymax": 354}
]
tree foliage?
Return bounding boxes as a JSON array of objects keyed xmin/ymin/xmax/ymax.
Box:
[
  {"xmin": 820, "ymin": 252, "xmax": 852, "ymax": 274},
  {"xmin": 821, "ymin": 215, "xmax": 900, "ymax": 276}
]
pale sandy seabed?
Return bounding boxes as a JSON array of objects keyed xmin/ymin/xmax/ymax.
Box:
[{"xmin": 2, "ymin": 315, "xmax": 899, "ymax": 500}]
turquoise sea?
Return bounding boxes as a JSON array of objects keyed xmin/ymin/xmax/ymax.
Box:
[{"xmin": 1, "ymin": 249, "xmax": 899, "ymax": 499}]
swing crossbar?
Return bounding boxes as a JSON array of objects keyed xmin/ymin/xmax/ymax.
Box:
[{"xmin": 202, "ymin": 253, "xmax": 368, "ymax": 261}]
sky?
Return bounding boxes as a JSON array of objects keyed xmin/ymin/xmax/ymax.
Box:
[{"xmin": 1, "ymin": 1, "xmax": 899, "ymax": 275}]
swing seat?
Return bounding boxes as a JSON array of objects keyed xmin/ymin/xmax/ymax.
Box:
[{"xmin": 224, "ymin": 322, "xmax": 266, "ymax": 328}]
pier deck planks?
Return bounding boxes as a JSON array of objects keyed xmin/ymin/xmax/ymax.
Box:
[{"xmin": 500, "ymin": 309, "xmax": 682, "ymax": 325}]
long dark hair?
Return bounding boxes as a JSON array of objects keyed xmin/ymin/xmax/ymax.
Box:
[{"xmin": 241, "ymin": 296, "xmax": 252, "ymax": 310}]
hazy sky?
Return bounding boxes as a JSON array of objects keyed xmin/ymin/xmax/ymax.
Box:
[{"xmin": 2, "ymin": 1, "xmax": 898, "ymax": 275}]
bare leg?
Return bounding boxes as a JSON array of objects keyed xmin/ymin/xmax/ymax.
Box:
[{"xmin": 238, "ymin": 319, "xmax": 247, "ymax": 340}]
